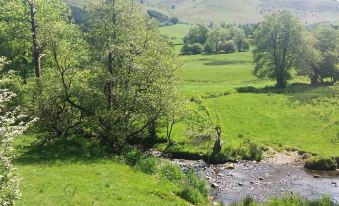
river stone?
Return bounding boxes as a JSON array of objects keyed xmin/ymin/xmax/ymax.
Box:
[
  {"xmin": 224, "ymin": 163, "xmax": 235, "ymax": 169},
  {"xmin": 211, "ymin": 183, "xmax": 219, "ymax": 188}
]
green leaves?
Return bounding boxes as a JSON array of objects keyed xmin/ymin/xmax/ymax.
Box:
[{"xmin": 253, "ymin": 11, "xmax": 303, "ymax": 87}]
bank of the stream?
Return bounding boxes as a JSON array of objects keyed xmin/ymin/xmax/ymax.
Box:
[{"xmin": 151, "ymin": 149, "xmax": 339, "ymax": 205}]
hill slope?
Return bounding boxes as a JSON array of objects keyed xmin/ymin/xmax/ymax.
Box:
[
  {"xmin": 146, "ymin": 0, "xmax": 339, "ymax": 24},
  {"xmin": 66, "ymin": 0, "xmax": 339, "ymax": 24}
]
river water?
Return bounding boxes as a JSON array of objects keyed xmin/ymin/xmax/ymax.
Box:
[{"xmin": 172, "ymin": 159, "xmax": 339, "ymax": 205}]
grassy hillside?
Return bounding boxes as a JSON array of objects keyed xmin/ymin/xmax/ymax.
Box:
[
  {"xmin": 66, "ymin": 0, "xmax": 339, "ymax": 24},
  {"xmin": 157, "ymin": 25, "xmax": 339, "ymax": 159},
  {"xmin": 147, "ymin": 0, "xmax": 339, "ymax": 24},
  {"xmin": 164, "ymin": 51, "xmax": 339, "ymax": 158}
]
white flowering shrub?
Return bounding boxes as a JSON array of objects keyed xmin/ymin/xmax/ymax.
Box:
[{"xmin": 0, "ymin": 57, "xmax": 33, "ymax": 205}]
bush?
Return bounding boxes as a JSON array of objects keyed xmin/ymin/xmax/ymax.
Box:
[
  {"xmin": 222, "ymin": 40, "xmax": 237, "ymax": 53},
  {"xmin": 191, "ymin": 43, "xmax": 203, "ymax": 55},
  {"xmin": 135, "ymin": 156, "xmax": 158, "ymax": 174},
  {"xmin": 159, "ymin": 161, "xmax": 184, "ymax": 183},
  {"xmin": 222, "ymin": 143, "xmax": 263, "ymax": 162},
  {"xmin": 181, "ymin": 44, "xmax": 192, "ymax": 55},
  {"xmin": 180, "ymin": 187, "xmax": 207, "ymax": 206},
  {"xmin": 170, "ymin": 17, "xmax": 179, "ymax": 25},
  {"xmin": 305, "ymin": 156, "xmax": 337, "ymax": 171},
  {"xmin": 203, "ymin": 43, "xmax": 214, "ymax": 54},
  {"xmin": 123, "ymin": 148, "xmax": 142, "ymax": 166},
  {"xmin": 241, "ymin": 40, "xmax": 250, "ymax": 51},
  {"xmin": 0, "ymin": 72, "xmax": 33, "ymax": 205},
  {"xmin": 233, "ymin": 195, "xmax": 335, "ymax": 206},
  {"xmin": 147, "ymin": 9, "xmax": 169, "ymax": 23},
  {"xmin": 180, "ymin": 169, "xmax": 209, "ymax": 205}
]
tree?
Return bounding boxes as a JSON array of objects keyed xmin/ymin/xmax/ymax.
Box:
[
  {"xmin": 296, "ymin": 32, "xmax": 321, "ymax": 85},
  {"xmin": 0, "ymin": 0, "xmax": 71, "ymax": 81},
  {"xmin": 296, "ymin": 26, "xmax": 338, "ymax": 85},
  {"xmin": 222, "ymin": 40, "xmax": 236, "ymax": 53},
  {"xmin": 204, "ymin": 28, "xmax": 227, "ymax": 54},
  {"xmin": 253, "ymin": 11, "xmax": 303, "ymax": 88},
  {"xmin": 88, "ymin": 0, "xmax": 180, "ymax": 150},
  {"xmin": 183, "ymin": 25, "xmax": 209, "ymax": 45},
  {"xmin": 181, "ymin": 44, "xmax": 192, "ymax": 55},
  {"xmin": 230, "ymin": 26, "xmax": 248, "ymax": 52}
]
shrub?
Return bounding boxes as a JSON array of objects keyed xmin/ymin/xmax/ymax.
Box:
[
  {"xmin": 181, "ymin": 44, "xmax": 192, "ymax": 55},
  {"xmin": 170, "ymin": 17, "xmax": 179, "ymax": 25},
  {"xmin": 180, "ymin": 187, "xmax": 206, "ymax": 206},
  {"xmin": 147, "ymin": 9, "xmax": 169, "ymax": 23},
  {"xmin": 204, "ymin": 43, "xmax": 214, "ymax": 54},
  {"xmin": 159, "ymin": 161, "xmax": 184, "ymax": 183},
  {"xmin": 123, "ymin": 148, "xmax": 142, "ymax": 166},
  {"xmin": 305, "ymin": 156, "xmax": 337, "ymax": 171},
  {"xmin": 135, "ymin": 156, "xmax": 159, "ymax": 174},
  {"xmin": 191, "ymin": 43, "xmax": 203, "ymax": 55},
  {"xmin": 222, "ymin": 40, "xmax": 237, "ymax": 53},
  {"xmin": 0, "ymin": 58, "xmax": 34, "ymax": 205},
  {"xmin": 180, "ymin": 169, "xmax": 209, "ymax": 205},
  {"xmin": 222, "ymin": 143, "xmax": 263, "ymax": 162},
  {"xmin": 241, "ymin": 40, "xmax": 250, "ymax": 51}
]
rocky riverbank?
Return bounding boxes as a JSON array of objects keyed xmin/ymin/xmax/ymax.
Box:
[{"xmin": 147, "ymin": 148, "xmax": 339, "ymax": 205}]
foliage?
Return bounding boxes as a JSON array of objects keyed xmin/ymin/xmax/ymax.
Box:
[
  {"xmin": 147, "ymin": 9, "xmax": 169, "ymax": 23},
  {"xmin": 0, "ymin": 0, "xmax": 71, "ymax": 80},
  {"xmin": 180, "ymin": 169, "xmax": 209, "ymax": 206},
  {"xmin": 305, "ymin": 156, "xmax": 337, "ymax": 171},
  {"xmin": 183, "ymin": 25, "xmax": 209, "ymax": 45},
  {"xmin": 222, "ymin": 40, "xmax": 237, "ymax": 53},
  {"xmin": 135, "ymin": 156, "xmax": 159, "ymax": 175},
  {"xmin": 87, "ymin": 0, "xmax": 181, "ymax": 151},
  {"xmin": 159, "ymin": 161, "xmax": 184, "ymax": 184},
  {"xmin": 253, "ymin": 11, "xmax": 303, "ymax": 88},
  {"xmin": 191, "ymin": 43, "xmax": 204, "ymax": 55},
  {"xmin": 0, "ymin": 58, "xmax": 33, "ymax": 205},
  {"xmin": 232, "ymin": 195, "xmax": 336, "ymax": 206},
  {"xmin": 123, "ymin": 148, "xmax": 143, "ymax": 166},
  {"xmin": 296, "ymin": 25, "xmax": 338, "ymax": 85}
]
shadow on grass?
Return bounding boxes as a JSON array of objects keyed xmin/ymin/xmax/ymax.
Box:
[
  {"xmin": 201, "ymin": 59, "xmax": 249, "ymax": 66},
  {"xmin": 14, "ymin": 136, "xmax": 108, "ymax": 165},
  {"xmin": 236, "ymin": 83, "xmax": 337, "ymax": 104}
]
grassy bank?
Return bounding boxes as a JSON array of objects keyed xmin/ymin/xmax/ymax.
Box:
[{"xmin": 14, "ymin": 136, "xmax": 190, "ymax": 206}]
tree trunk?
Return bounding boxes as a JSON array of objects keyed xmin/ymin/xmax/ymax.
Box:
[
  {"xmin": 212, "ymin": 126, "xmax": 222, "ymax": 154},
  {"xmin": 148, "ymin": 120, "xmax": 157, "ymax": 145},
  {"xmin": 29, "ymin": 1, "xmax": 40, "ymax": 79},
  {"xmin": 276, "ymin": 69, "xmax": 286, "ymax": 88}
]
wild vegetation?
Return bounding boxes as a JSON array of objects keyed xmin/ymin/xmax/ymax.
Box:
[{"xmin": 0, "ymin": 0, "xmax": 338, "ymax": 205}]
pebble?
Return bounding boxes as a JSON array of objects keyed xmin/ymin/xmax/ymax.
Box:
[
  {"xmin": 211, "ymin": 183, "xmax": 219, "ymax": 188},
  {"xmin": 313, "ymin": 175, "xmax": 321, "ymax": 178}
]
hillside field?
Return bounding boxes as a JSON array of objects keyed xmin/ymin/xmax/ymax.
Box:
[
  {"xmin": 67, "ymin": 0, "xmax": 339, "ymax": 24},
  {"xmin": 159, "ymin": 25, "xmax": 339, "ymax": 158}
]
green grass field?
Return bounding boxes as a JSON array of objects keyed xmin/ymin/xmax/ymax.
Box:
[
  {"xmin": 14, "ymin": 136, "xmax": 189, "ymax": 206},
  {"xmin": 159, "ymin": 24, "xmax": 339, "ymax": 159},
  {"xmin": 166, "ymin": 50, "xmax": 339, "ymax": 158}
]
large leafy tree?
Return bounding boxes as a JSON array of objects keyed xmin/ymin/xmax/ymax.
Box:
[
  {"xmin": 253, "ymin": 11, "xmax": 303, "ymax": 88},
  {"xmin": 296, "ymin": 25, "xmax": 338, "ymax": 85},
  {"xmin": 0, "ymin": 0, "xmax": 71, "ymax": 81},
  {"xmin": 88, "ymin": 0, "xmax": 180, "ymax": 149},
  {"xmin": 183, "ymin": 25, "xmax": 209, "ymax": 45}
]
